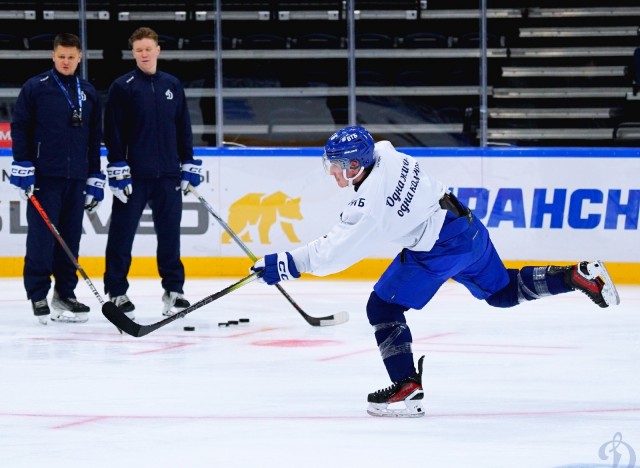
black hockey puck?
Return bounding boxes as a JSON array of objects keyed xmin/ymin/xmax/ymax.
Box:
[
  {"xmin": 218, "ymin": 322, "xmax": 228, "ymax": 327},
  {"xmin": 239, "ymin": 318, "xmax": 250, "ymax": 323},
  {"xmin": 228, "ymin": 320, "xmax": 239, "ymax": 325},
  {"xmin": 183, "ymin": 326, "xmax": 195, "ymax": 331}
]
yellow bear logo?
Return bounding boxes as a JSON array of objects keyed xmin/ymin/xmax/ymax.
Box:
[{"xmin": 222, "ymin": 191, "xmax": 303, "ymax": 244}]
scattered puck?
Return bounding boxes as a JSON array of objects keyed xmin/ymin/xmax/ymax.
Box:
[
  {"xmin": 218, "ymin": 322, "xmax": 228, "ymax": 327},
  {"xmin": 183, "ymin": 326, "xmax": 195, "ymax": 332},
  {"xmin": 228, "ymin": 320, "xmax": 239, "ymax": 325},
  {"xmin": 239, "ymin": 318, "xmax": 250, "ymax": 323}
]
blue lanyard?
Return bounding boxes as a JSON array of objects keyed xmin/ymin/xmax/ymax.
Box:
[{"xmin": 51, "ymin": 71, "xmax": 82, "ymax": 115}]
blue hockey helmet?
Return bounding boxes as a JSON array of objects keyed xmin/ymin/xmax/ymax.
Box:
[{"xmin": 323, "ymin": 125, "xmax": 376, "ymax": 174}]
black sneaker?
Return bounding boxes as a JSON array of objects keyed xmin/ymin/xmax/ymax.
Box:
[
  {"xmin": 367, "ymin": 355, "xmax": 425, "ymax": 418},
  {"xmin": 32, "ymin": 299, "xmax": 50, "ymax": 325},
  {"xmin": 550, "ymin": 260, "xmax": 620, "ymax": 308}
]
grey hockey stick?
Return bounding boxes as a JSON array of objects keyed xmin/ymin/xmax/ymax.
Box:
[{"xmin": 187, "ymin": 185, "xmax": 348, "ymax": 327}]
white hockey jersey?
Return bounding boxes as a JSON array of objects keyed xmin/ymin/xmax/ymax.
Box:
[{"xmin": 290, "ymin": 140, "xmax": 448, "ymax": 276}]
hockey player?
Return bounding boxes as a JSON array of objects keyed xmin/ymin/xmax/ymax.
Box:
[
  {"xmin": 103, "ymin": 27, "xmax": 202, "ymax": 319},
  {"xmin": 251, "ymin": 125, "xmax": 620, "ymax": 418},
  {"xmin": 10, "ymin": 33, "xmax": 104, "ymax": 325}
]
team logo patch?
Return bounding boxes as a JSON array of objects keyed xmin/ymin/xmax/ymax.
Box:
[{"xmin": 222, "ymin": 191, "xmax": 303, "ymax": 244}]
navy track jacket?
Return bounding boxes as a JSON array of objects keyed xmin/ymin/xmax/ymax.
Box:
[
  {"xmin": 104, "ymin": 68, "xmax": 194, "ymax": 178},
  {"xmin": 10, "ymin": 69, "xmax": 103, "ymax": 179}
]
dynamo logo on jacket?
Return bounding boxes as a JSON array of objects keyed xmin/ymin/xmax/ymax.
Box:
[{"xmin": 165, "ymin": 89, "xmax": 173, "ymax": 100}]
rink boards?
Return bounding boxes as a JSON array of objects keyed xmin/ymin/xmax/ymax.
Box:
[{"xmin": 1, "ymin": 147, "xmax": 639, "ymax": 283}]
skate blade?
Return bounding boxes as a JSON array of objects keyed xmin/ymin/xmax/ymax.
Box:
[
  {"xmin": 50, "ymin": 312, "xmax": 89, "ymax": 323},
  {"xmin": 367, "ymin": 401, "xmax": 425, "ymax": 418},
  {"xmin": 591, "ymin": 260, "xmax": 621, "ymax": 306},
  {"xmin": 162, "ymin": 306, "xmax": 187, "ymax": 317}
]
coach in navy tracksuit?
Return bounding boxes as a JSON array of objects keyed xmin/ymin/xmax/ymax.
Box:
[
  {"xmin": 10, "ymin": 33, "xmax": 104, "ymax": 324},
  {"xmin": 103, "ymin": 27, "xmax": 202, "ymax": 318}
]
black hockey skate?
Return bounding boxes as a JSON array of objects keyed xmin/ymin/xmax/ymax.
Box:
[
  {"xmin": 367, "ymin": 355, "xmax": 425, "ymax": 418},
  {"xmin": 162, "ymin": 291, "xmax": 190, "ymax": 317},
  {"xmin": 111, "ymin": 294, "xmax": 136, "ymax": 319},
  {"xmin": 549, "ymin": 260, "xmax": 620, "ymax": 308},
  {"xmin": 32, "ymin": 299, "xmax": 50, "ymax": 325},
  {"xmin": 51, "ymin": 291, "xmax": 89, "ymax": 323}
]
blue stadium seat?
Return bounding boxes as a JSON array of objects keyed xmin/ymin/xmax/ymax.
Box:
[
  {"xmin": 239, "ymin": 34, "xmax": 288, "ymax": 50},
  {"xmin": 455, "ymin": 32, "xmax": 505, "ymax": 48},
  {"xmin": 303, "ymin": 69, "xmax": 341, "ymax": 87},
  {"xmin": 355, "ymin": 33, "xmax": 395, "ymax": 49},
  {"xmin": 0, "ymin": 33, "xmax": 25, "ymax": 50},
  {"xmin": 400, "ymin": 32, "xmax": 449, "ymax": 49},
  {"xmin": 437, "ymin": 106, "xmax": 464, "ymax": 123},
  {"xmin": 184, "ymin": 34, "xmax": 235, "ymax": 50},
  {"xmin": 28, "ymin": 33, "xmax": 57, "ymax": 50},
  {"xmin": 157, "ymin": 34, "xmax": 180, "ymax": 50},
  {"xmin": 224, "ymin": 99, "xmax": 255, "ymax": 122},
  {"xmin": 356, "ymin": 70, "xmax": 388, "ymax": 86},
  {"xmin": 395, "ymin": 69, "xmax": 441, "ymax": 86},
  {"xmin": 268, "ymin": 106, "xmax": 317, "ymax": 125},
  {"xmin": 294, "ymin": 33, "xmax": 342, "ymax": 49}
]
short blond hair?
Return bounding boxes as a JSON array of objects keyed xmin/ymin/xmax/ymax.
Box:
[{"xmin": 128, "ymin": 27, "xmax": 158, "ymax": 49}]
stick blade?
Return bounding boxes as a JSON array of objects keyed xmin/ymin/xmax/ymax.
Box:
[
  {"xmin": 102, "ymin": 301, "xmax": 142, "ymax": 337},
  {"xmin": 311, "ymin": 311, "xmax": 349, "ymax": 327}
]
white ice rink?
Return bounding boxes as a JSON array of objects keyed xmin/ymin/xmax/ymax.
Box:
[{"xmin": 1, "ymin": 277, "xmax": 638, "ymax": 468}]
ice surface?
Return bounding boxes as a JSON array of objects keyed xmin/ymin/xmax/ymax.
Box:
[{"xmin": 1, "ymin": 278, "xmax": 638, "ymax": 468}]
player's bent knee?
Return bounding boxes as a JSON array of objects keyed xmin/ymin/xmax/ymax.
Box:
[
  {"xmin": 485, "ymin": 269, "xmax": 520, "ymax": 308},
  {"xmin": 366, "ymin": 291, "xmax": 408, "ymax": 325}
]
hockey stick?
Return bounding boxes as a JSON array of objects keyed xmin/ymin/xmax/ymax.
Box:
[
  {"xmin": 186, "ymin": 185, "xmax": 349, "ymax": 327},
  {"xmin": 28, "ymin": 193, "xmax": 122, "ymax": 330},
  {"xmin": 102, "ymin": 272, "xmax": 259, "ymax": 337}
]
